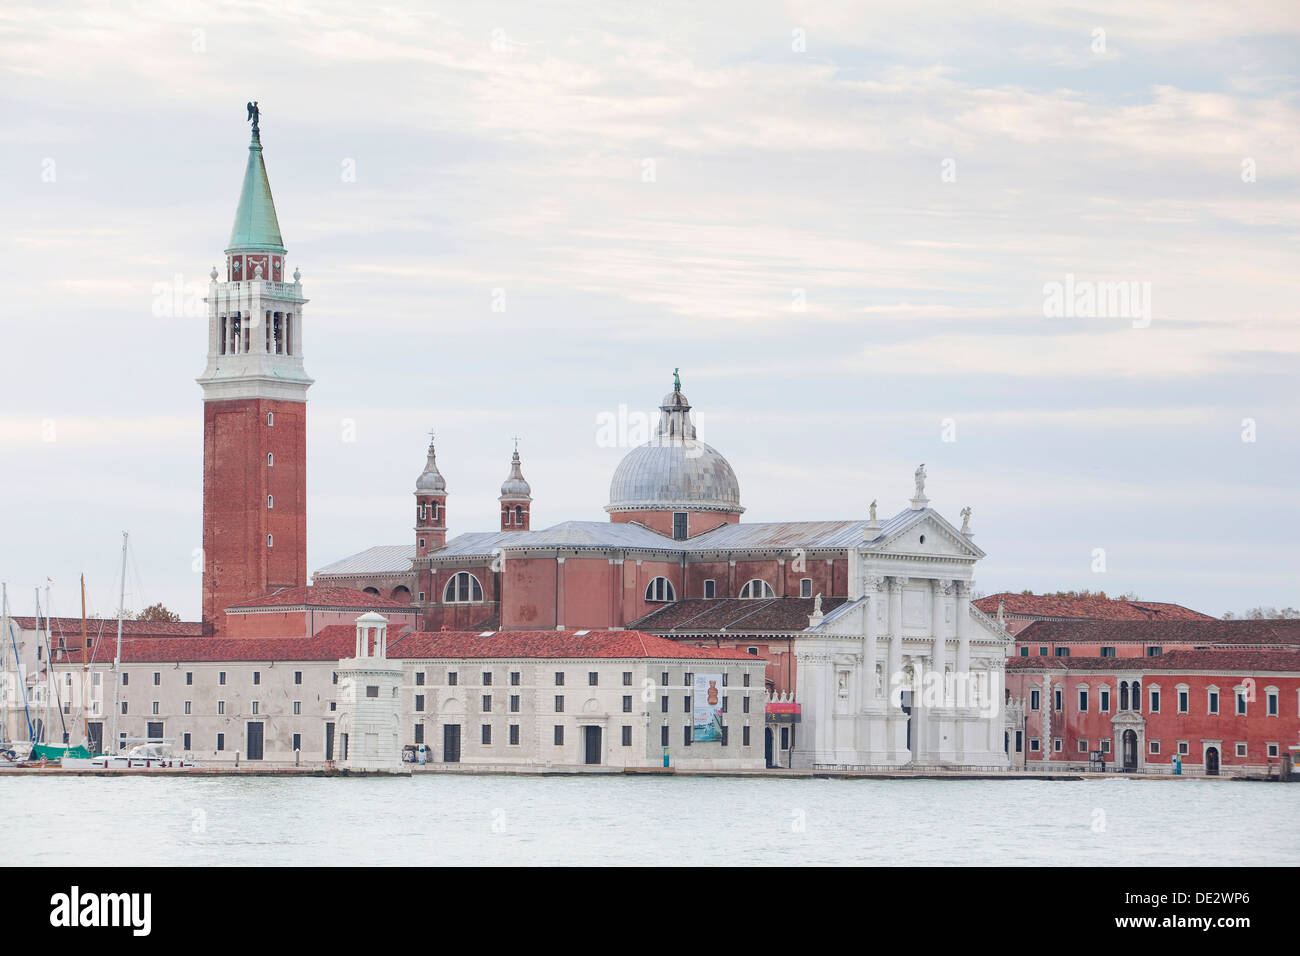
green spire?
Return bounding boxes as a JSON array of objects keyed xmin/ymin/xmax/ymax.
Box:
[{"xmin": 226, "ymin": 129, "xmax": 285, "ymax": 253}]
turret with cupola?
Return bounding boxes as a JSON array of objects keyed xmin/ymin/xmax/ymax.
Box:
[
  {"xmin": 498, "ymin": 441, "xmax": 532, "ymax": 531},
  {"xmin": 414, "ymin": 433, "xmax": 448, "ymax": 557}
]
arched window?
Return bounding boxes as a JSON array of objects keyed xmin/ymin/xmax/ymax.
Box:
[
  {"xmin": 267, "ymin": 453, "xmax": 274, "ymax": 467},
  {"xmin": 266, "ymin": 534, "xmax": 273, "ymax": 548},
  {"xmin": 1119, "ymin": 681, "xmax": 1129, "ymax": 711},
  {"xmin": 645, "ymin": 576, "xmax": 676, "ymax": 603},
  {"xmin": 267, "ymin": 412, "xmax": 274, "ymax": 426},
  {"xmin": 739, "ymin": 579, "xmax": 775, "ymax": 599},
  {"xmin": 443, "ymin": 571, "xmax": 484, "ymax": 603},
  {"xmin": 1131, "ymin": 680, "xmax": 1141, "ymax": 711},
  {"xmin": 515, "ymin": 505, "xmax": 523, "ymax": 523},
  {"xmin": 267, "ymin": 495, "xmax": 273, "ymax": 510}
]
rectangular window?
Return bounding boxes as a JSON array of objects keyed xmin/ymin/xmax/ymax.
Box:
[
  {"xmin": 1149, "ymin": 740, "xmax": 1160, "ymax": 754},
  {"xmin": 1054, "ymin": 647, "xmax": 1069, "ymax": 657},
  {"xmin": 1178, "ymin": 741, "xmax": 1189, "ymax": 755},
  {"xmin": 153, "ymin": 672, "xmax": 160, "ymax": 685},
  {"xmin": 448, "ymin": 671, "xmax": 458, "ymax": 686},
  {"xmin": 555, "ymin": 695, "xmax": 565, "ymax": 713},
  {"xmin": 742, "ymin": 726, "xmax": 750, "ymax": 746},
  {"xmin": 684, "ymin": 695, "xmax": 690, "ymax": 713},
  {"xmin": 414, "ymin": 724, "xmax": 424, "ymax": 744},
  {"xmin": 1019, "ymin": 646, "xmax": 1029, "ymax": 657},
  {"xmin": 294, "ymin": 671, "xmax": 303, "ymax": 685},
  {"xmin": 293, "ymin": 701, "xmax": 301, "ymax": 715},
  {"xmin": 482, "ymin": 695, "xmax": 492, "ymax": 713},
  {"xmin": 481, "ymin": 724, "xmax": 492, "ymax": 745},
  {"xmin": 661, "ymin": 725, "xmax": 669, "ymax": 747},
  {"xmin": 743, "ymin": 696, "xmax": 750, "ymax": 714},
  {"xmin": 1053, "ymin": 738, "xmax": 1062, "ymax": 752},
  {"xmin": 781, "ymin": 726, "xmax": 790, "ymax": 750},
  {"xmin": 216, "ymin": 733, "xmax": 225, "ymax": 751},
  {"xmin": 1268, "ymin": 743, "xmax": 1279, "ymax": 758},
  {"xmin": 152, "ymin": 701, "xmax": 159, "ymax": 715},
  {"xmin": 588, "ymin": 672, "xmax": 599, "ymax": 686},
  {"xmin": 1150, "ymin": 690, "xmax": 1160, "ymax": 713},
  {"xmin": 183, "ymin": 733, "xmax": 191, "ymax": 750},
  {"xmin": 800, "ymin": 578, "xmax": 812, "ymax": 598},
  {"xmin": 482, "ymin": 672, "xmax": 492, "ymax": 686},
  {"xmin": 415, "ymin": 694, "xmax": 425, "ymax": 712},
  {"xmin": 703, "ymin": 580, "xmax": 715, "ymax": 599},
  {"xmin": 1100, "ymin": 646, "xmax": 1116, "ymax": 658},
  {"xmin": 622, "ymin": 695, "xmax": 632, "ymax": 713},
  {"xmin": 1100, "ymin": 689, "xmax": 1110, "ymax": 712},
  {"xmin": 251, "ymin": 701, "xmax": 259, "ymax": 715},
  {"xmin": 554, "ymin": 725, "xmax": 564, "ymax": 746},
  {"xmin": 660, "ymin": 695, "xmax": 668, "ymax": 714},
  {"xmin": 1078, "ymin": 689, "xmax": 1088, "ymax": 712},
  {"xmin": 415, "ymin": 672, "xmax": 425, "ymax": 686},
  {"xmin": 555, "ymin": 672, "xmax": 565, "ymax": 686},
  {"xmin": 743, "ymin": 673, "xmax": 751, "ymax": 688},
  {"xmin": 218, "ymin": 672, "xmax": 226, "ymax": 685},
  {"xmin": 217, "ymin": 701, "xmax": 224, "ymax": 715},
  {"xmin": 1038, "ymin": 647, "xmax": 1047, "ymax": 657},
  {"xmin": 1078, "ymin": 740, "xmax": 1089, "ymax": 753},
  {"xmin": 683, "ymin": 726, "xmax": 692, "ymax": 747},
  {"xmin": 122, "ymin": 672, "xmax": 129, "ymax": 686},
  {"xmin": 721, "ymin": 725, "xmax": 729, "ymax": 746},
  {"xmin": 1236, "ymin": 742, "xmax": 1247, "ymax": 757},
  {"xmin": 1147, "ymin": 646, "xmax": 1163, "ymax": 657},
  {"xmin": 1030, "ymin": 689, "xmax": 1040, "ymax": 710},
  {"xmin": 673, "ymin": 512, "xmax": 688, "ymax": 540},
  {"xmin": 509, "ymin": 695, "xmax": 520, "ymax": 713},
  {"xmin": 292, "ymin": 733, "xmax": 301, "ymax": 751},
  {"xmin": 1053, "ymin": 689, "xmax": 1062, "ymax": 711},
  {"xmin": 1267, "ymin": 691, "xmax": 1278, "ymax": 716},
  {"xmin": 184, "ymin": 701, "xmax": 191, "ymax": 715},
  {"xmin": 1178, "ymin": 690, "xmax": 1188, "ymax": 713},
  {"xmin": 621, "ymin": 725, "xmax": 632, "ymax": 747},
  {"xmin": 622, "ymin": 671, "xmax": 632, "ymax": 686},
  {"xmin": 253, "ymin": 671, "xmax": 260, "ymax": 685},
  {"xmin": 509, "ymin": 724, "xmax": 519, "ymax": 745},
  {"xmin": 1030, "ymin": 739, "xmax": 1040, "ymax": 752},
  {"xmin": 1100, "ymin": 739, "xmax": 1110, "ymax": 754},
  {"xmin": 1236, "ymin": 692, "xmax": 1247, "ymax": 715},
  {"xmin": 365, "ymin": 686, "xmax": 379, "ymax": 698},
  {"xmin": 1208, "ymin": 691, "xmax": 1219, "ymax": 714},
  {"xmin": 510, "ymin": 672, "xmax": 520, "ymax": 686}
]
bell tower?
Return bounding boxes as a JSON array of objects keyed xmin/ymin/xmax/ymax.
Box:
[
  {"xmin": 414, "ymin": 432, "xmax": 448, "ymax": 558},
  {"xmin": 198, "ymin": 106, "xmax": 312, "ymax": 634},
  {"xmin": 498, "ymin": 440, "xmax": 532, "ymax": 531}
]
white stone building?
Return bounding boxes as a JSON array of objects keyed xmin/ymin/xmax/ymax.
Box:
[{"xmin": 791, "ymin": 474, "xmax": 1013, "ymax": 768}]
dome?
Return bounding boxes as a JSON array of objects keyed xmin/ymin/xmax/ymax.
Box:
[
  {"xmin": 415, "ymin": 439, "xmax": 446, "ymax": 493},
  {"xmin": 500, "ymin": 449, "xmax": 532, "ymax": 499},
  {"xmin": 606, "ymin": 438, "xmax": 742, "ymax": 513},
  {"xmin": 606, "ymin": 375, "xmax": 743, "ymax": 515}
]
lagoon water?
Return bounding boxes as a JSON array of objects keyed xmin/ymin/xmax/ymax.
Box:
[{"xmin": 3, "ymin": 775, "xmax": 1295, "ymax": 866}]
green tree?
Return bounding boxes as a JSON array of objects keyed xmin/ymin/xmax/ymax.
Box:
[{"xmin": 135, "ymin": 602, "xmax": 180, "ymax": 623}]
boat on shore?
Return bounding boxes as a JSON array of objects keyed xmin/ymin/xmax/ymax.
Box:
[{"xmin": 62, "ymin": 739, "xmax": 199, "ymax": 771}]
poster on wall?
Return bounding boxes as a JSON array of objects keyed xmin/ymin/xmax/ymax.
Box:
[{"xmin": 692, "ymin": 673, "xmax": 724, "ymax": 742}]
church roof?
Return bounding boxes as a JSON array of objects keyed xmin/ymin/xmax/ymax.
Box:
[
  {"xmin": 1008, "ymin": 649, "xmax": 1300, "ymax": 673},
  {"xmin": 380, "ymin": 628, "xmax": 760, "ymax": 661},
  {"xmin": 314, "ymin": 545, "xmax": 416, "ymax": 577},
  {"xmin": 1015, "ymin": 618, "xmax": 1300, "ymax": 647},
  {"xmin": 630, "ymin": 596, "xmax": 847, "ymax": 633},
  {"xmin": 976, "ymin": 592, "xmax": 1212, "ymax": 622},
  {"xmin": 227, "ymin": 129, "xmax": 285, "ymax": 253},
  {"xmin": 500, "ymin": 448, "xmax": 531, "ymax": 499},
  {"xmin": 224, "ymin": 586, "xmax": 415, "ymax": 613}
]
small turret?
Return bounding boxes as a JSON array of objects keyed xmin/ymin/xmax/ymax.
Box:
[
  {"xmin": 415, "ymin": 432, "xmax": 447, "ymax": 557},
  {"xmin": 499, "ymin": 440, "xmax": 532, "ymax": 531}
]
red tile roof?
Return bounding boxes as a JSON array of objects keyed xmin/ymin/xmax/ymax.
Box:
[
  {"xmin": 974, "ymin": 593, "xmax": 1212, "ymax": 622},
  {"xmin": 10, "ymin": 616, "xmax": 204, "ymax": 638},
  {"xmin": 1016, "ymin": 619, "xmax": 1300, "ymax": 646},
  {"xmin": 52, "ymin": 628, "xmax": 758, "ymax": 664},
  {"xmin": 225, "ymin": 586, "xmax": 413, "ymax": 611},
  {"xmin": 1008, "ymin": 649, "xmax": 1300, "ymax": 673},
  {"xmin": 357, "ymin": 626, "xmax": 759, "ymax": 661}
]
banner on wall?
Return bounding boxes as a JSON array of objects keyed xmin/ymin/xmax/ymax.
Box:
[{"xmin": 693, "ymin": 673, "xmax": 724, "ymax": 742}]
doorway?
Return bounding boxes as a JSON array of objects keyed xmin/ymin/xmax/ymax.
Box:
[
  {"xmin": 443, "ymin": 724, "xmax": 461, "ymax": 763},
  {"xmin": 1122, "ymin": 729, "xmax": 1138, "ymax": 771},
  {"xmin": 764, "ymin": 728, "xmax": 774, "ymax": 768},
  {"xmin": 1205, "ymin": 746, "xmax": 1219, "ymax": 776},
  {"xmin": 583, "ymin": 726, "xmax": 602, "ymax": 765},
  {"xmin": 246, "ymin": 722, "xmax": 264, "ymax": 761},
  {"xmin": 325, "ymin": 722, "xmax": 335, "ymax": 760},
  {"xmin": 147, "ymin": 721, "xmax": 164, "ymax": 741}
]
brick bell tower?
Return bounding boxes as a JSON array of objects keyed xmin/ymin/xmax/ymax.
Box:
[
  {"xmin": 498, "ymin": 441, "xmax": 532, "ymax": 531},
  {"xmin": 198, "ymin": 105, "xmax": 312, "ymax": 634},
  {"xmin": 414, "ymin": 432, "xmax": 448, "ymax": 559}
]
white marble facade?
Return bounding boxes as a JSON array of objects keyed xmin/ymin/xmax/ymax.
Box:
[{"xmin": 792, "ymin": 501, "xmax": 1012, "ymax": 768}]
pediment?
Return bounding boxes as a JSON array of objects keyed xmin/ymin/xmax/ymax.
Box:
[{"xmin": 864, "ymin": 509, "xmax": 984, "ymax": 560}]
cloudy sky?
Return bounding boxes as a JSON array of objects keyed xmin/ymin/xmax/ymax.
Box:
[{"xmin": 1, "ymin": 0, "xmax": 1297, "ymax": 621}]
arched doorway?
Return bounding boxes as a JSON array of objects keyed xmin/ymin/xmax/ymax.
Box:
[
  {"xmin": 764, "ymin": 728, "xmax": 774, "ymax": 768},
  {"xmin": 1122, "ymin": 729, "xmax": 1138, "ymax": 771},
  {"xmin": 1205, "ymin": 746, "xmax": 1219, "ymax": 776}
]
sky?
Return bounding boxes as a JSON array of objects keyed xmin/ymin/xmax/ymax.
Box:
[{"xmin": 1, "ymin": 0, "xmax": 1297, "ymax": 622}]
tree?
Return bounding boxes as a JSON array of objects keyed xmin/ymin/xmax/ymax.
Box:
[
  {"xmin": 1223, "ymin": 607, "xmax": 1300, "ymax": 620},
  {"xmin": 135, "ymin": 603, "xmax": 180, "ymax": 623}
]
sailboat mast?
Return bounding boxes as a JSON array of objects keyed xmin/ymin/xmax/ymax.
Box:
[
  {"xmin": 0, "ymin": 584, "xmax": 8, "ymax": 742},
  {"xmin": 110, "ymin": 531, "xmax": 127, "ymax": 755},
  {"xmin": 36, "ymin": 588, "xmax": 48, "ymax": 743},
  {"xmin": 81, "ymin": 574, "xmax": 90, "ymax": 748}
]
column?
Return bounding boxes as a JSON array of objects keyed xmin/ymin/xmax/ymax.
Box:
[
  {"xmin": 862, "ymin": 581, "xmax": 878, "ymax": 708},
  {"xmin": 1041, "ymin": 673, "xmax": 1052, "ymax": 761},
  {"xmin": 887, "ymin": 577, "xmax": 903, "ymax": 709},
  {"xmin": 956, "ymin": 581, "xmax": 971, "ymax": 704},
  {"xmin": 931, "ymin": 579, "xmax": 946, "ymax": 706}
]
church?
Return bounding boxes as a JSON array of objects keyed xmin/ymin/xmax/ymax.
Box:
[{"xmin": 192, "ymin": 111, "xmax": 1013, "ymax": 769}]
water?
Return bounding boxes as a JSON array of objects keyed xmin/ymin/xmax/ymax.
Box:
[{"xmin": 2, "ymin": 775, "xmax": 1295, "ymax": 866}]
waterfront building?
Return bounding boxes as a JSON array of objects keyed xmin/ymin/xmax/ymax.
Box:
[
  {"xmin": 973, "ymin": 591, "xmax": 1213, "ymax": 637},
  {"xmin": 52, "ymin": 619, "xmax": 768, "ymax": 770}
]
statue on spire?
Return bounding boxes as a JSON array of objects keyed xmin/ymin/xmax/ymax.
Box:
[
  {"xmin": 914, "ymin": 463, "xmax": 927, "ymax": 498},
  {"xmin": 673, "ymin": 367, "xmax": 681, "ymax": 392},
  {"xmin": 960, "ymin": 506, "xmax": 972, "ymax": 535},
  {"xmin": 246, "ymin": 100, "xmax": 260, "ymax": 134}
]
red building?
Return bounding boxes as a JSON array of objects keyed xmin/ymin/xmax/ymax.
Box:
[
  {"xmin": 1004, "ymin": 619, "xmax": 1300, "ymax": 774},
  {"xmin": 973, "ymin": 591, "xmax": 1212, "ymax": 637}
]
